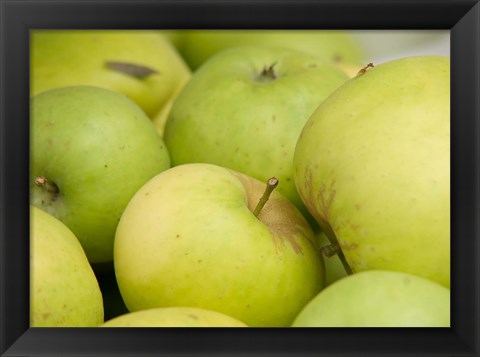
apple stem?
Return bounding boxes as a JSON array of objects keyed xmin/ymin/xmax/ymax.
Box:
[
  {"xmin": 258, "ymin": 62, "xmax": 278, "ymax": 81},
  {"xmin": 322, "ymin": 229, "xmax": 354, "ymax": 275},
  {"xmin": 338, "ymin": 252, "xmax": 354, "ymax": 275},
  {"xmin": 34, "ymin": 176, "xmax": 59, "ymax": 194},
  {"xmin": 356, "ymin": 62, "xmax": 374, "ymax": 77},
  {"xmin": 320, "ymin": 242, "xmax": 340, "ymax": 258},
  {"xmin": 320, "ymin": 242, "xmax": 353, "ymax": 274},
  {"xmin": 253, "ymin": 177, "xmax": 279, "ymax": 217}
]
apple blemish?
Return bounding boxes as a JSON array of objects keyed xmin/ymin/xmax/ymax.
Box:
[
  {"xmin": 333, "ymin": 54, "xmax": 343, "ymax": 63},
  {"xmin": 105, "ymin": 61, "xmax": 159, "ymax": 79}
]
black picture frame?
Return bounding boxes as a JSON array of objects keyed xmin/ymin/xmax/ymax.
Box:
[{"xmin": 1, "ymin": 0, "xmax": 479, "ymax": 356}]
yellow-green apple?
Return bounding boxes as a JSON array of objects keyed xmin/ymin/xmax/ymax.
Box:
[
  {"xmin": 30, "ymin": 30, "xmax": 191, "ymax": 133},
  {"xmin": 30, "ymin": 86, "xmax": 171, "ymax": 263},
  {"xmin": 114, "ymin": 163, "xmax": 325, "ymax": 327},
  {"xmin": 101, "ymin": 307, "xmax": 247, "ymax": 327},
  {"xmin": 164, "ymin": 46, "xmax": 349, "ymax": 218},
  {"xmin": 294, "ymin": 56, "xmax": 450, "ymax": 287},
  {"xmin": 292, "ymin": 270, "xmax": 450, "ymax": 327},
  {"xmin": 30, "ymin": 206, "xmax": 104, "ymax": 327},
  {"xmin": 179, "ymin": 30, "xmax": 364, "ymax": 75}
]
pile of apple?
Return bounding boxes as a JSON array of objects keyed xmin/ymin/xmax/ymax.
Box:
[{"xmin": 29, "ymin": 30, "xmax": 450, "ymax": 328}]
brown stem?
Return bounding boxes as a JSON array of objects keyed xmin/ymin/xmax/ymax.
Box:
[
  {"xmin": 258, "ymin": 62, "xmax": 278, "ymax": 81},
  {"xmin": 320, "ymin": 242, "xmax": 340, "ymax": 258},
  {"xmin": 356, "ymin": 62, "xmax": 375, "ymax": 77},
  {"xmin": 34, "ymin": 176, "xmax": 59, "ymax": 194},
  {"xmin": 338, "ymin": 251, "xmax": 354, "ymax": 275},
  {"xmin": 321, "ymin": 224, "xmax": 354, "ymax": 275},
  {"xmin": 253, "ymin": 177, "xmax": 279, "ymax": 217}
]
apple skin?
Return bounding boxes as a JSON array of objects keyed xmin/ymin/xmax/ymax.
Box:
[
  {"xmin": 30, "ymin": 86, "xmax": 171, "ymax": 263},
  {"xmin": 294, "ymin": 56, "xmax": 450, "ymax": 287},
  {"xmin": 164, "ymin": 46, "xmax": 349, "ymax": 216},
  {"xmin": 30, "ymin": 206, "xmax": 104, "ymax": 327},
  {"xmin": 292, "ymin": 270, "xmax": 450, "ymax": 327},
  {"xmin": 179, "ymin": 30, "xmax": 364, "ymax": 73},
  {"xmin": 31, "ymin": 30, "xmax": 191, "ymax": 128},
  {"xmin": 114, "ymin": 163, "xmax": 325, "ymax": 327},
  {"xmin": 101, "ymin": 307, "xmax": 247, "ymax": 327}
]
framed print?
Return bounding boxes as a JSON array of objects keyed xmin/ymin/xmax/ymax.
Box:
[{"xmin": 1, "ymin": 0, "xmax": 479, "ymax": 356}]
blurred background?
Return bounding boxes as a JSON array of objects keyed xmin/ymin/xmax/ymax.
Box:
[{"xmin": 352, "ymin": 30, "xmax": 450, "ymax": 64}]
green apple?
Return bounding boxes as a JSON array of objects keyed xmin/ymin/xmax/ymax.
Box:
[
  {"xmin": 101, "ymin": 307, "xmax": 247, "ymax": 327},
  {"xmin": 30, "ymin": 86, "xmax": 171, "ymax": 263},
  {"xmin": 114, "ymin": 163, "xmax": 325, "ymax": 327},
  {"xmin": 292, "ymin": 270, "xmax": 450, "ymax": 327},
  {"xmin": 179, "ymin": 30, "xmax": 365, "ymax": 74},
  {"xmin": 30, "ymin": 206, "xmax": 104, "ymax": 327},
  {"xmin": 294, "ymin": 56, "xmax": 450, "ymax": 287},
  {"xmin": 164, "ymin": 46, "xmax": 349, "ymax": 216},
  {"xmin": 31, "ymin": 30, "xmax": 191, "ymax": 132}
]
